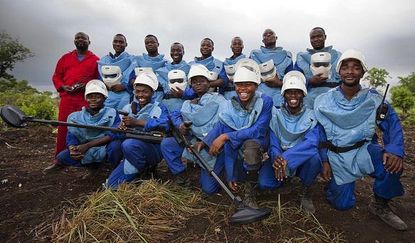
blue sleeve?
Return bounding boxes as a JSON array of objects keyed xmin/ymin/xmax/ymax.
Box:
[
  {"xmin": 144, "ymin": 104, "xmax": 171, "ymax": 132},
  {"xmin": 202, "ymin": 122, "xmax": 229, "ymax": 147},
  {"xmin": 169, "ymin": 110, "xmax": 184, "ymax": 129},
  {"xmin": 268, "ymin": 130, "xmax": 284, "ymax": 162},
  {"xmin": 284, "ymin": 62, "xmax": 294, "ymax": 74},
  {"xmin": 108, "ymin": 115, "xmax": 123, "ymax": 140},
  {"xmin": 218, "ymin": 66, "xmax": 229, "ymax": 94},
  {"xmin": 226, "ymin": 95, "xmax": 272, "ymax": 149},
  {"xmin": 318, "ymin": 124, "xmax": 328, "ymax": 161},
  {"xmin": 378, "ymin": 104, "xmax": 405, "ymax": 158},
  {"xmin": 66, "ymin": 132, "xmax": 80, "ymax": 147},
  {"xmin": 182, "ymin": 86, "xmax": 197, "ymax": 100},
  {"xmin": 282, "ymin": 124, "xmax": 323, "ymax": 165}
]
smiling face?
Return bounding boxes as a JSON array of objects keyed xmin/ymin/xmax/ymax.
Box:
[
  {"xmin": 170, "ymin": 43, "xmax": 184, "ymax": 64},
  {"xmin": 309, "ymin": 28, "xmax": 326, "ymax": 50},
  {"xmin": 235, "ymin": 82, "xmax": 257, "ymax": 107},
  {"xmin": 284, "ymin": 89, "xmax": 304, "ymax": 114},
  {"xmin": 74, "ymin": 32, "xmax": 90, "ymax": 52},
  {"xmin": 86, "ymin": 93, "xmax": 105, "ymax": 111},
  {"xmin": 200, "ymin": 39, "xmax": 214, "ymax": 57},
  {"xmin": 112, "ymin": 34, "xmax": 127, "ymax": 55},
  {"xmin": 134, "ymin": 84, "xmax": 154, "ymax": 106},
  {"xmin": 339, "ymin": 59, "xmax": 364, "ymax": 87}
]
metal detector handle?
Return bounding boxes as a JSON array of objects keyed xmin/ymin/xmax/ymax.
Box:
[
  {"xmin": 172, "ymin": 122, "xmax": 241, "ymax": 202},
  {"xmin": 376, "ymin": 84, "xmax": 390, "ymax": 121}
]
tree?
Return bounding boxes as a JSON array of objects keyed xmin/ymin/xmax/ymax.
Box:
[
  {"xmin": 398, "ymin": 72, "xmax": 415, "ymax": 93},
  {"xmin": 0, "ymin": 77, "xmax": 38, "ymax": 93},
  {"xmin": 0, "ymin": 32, "xmax": 34, "ymax": 79},
  {"xmin": 364, "ymin": 67, "xmax": 389, "ymax": 88},
  {"xmin": 391, "ymin": 85, "xmax": 415, "ymax": 119}
]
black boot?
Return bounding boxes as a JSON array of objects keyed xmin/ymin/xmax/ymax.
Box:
[
  {"xmin": 368, "ymin": 195, "xmax": 407, "ymax": 230},
  {"xmin": 172, "ymin": 170, "xmax": 191, "ymax": 187}
]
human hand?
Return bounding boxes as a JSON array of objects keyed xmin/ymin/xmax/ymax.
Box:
[
  {"xmin": 209, "ymin": 134, "xmax": 228, "ymax": 156},
  {"xmin": 179, "ymin": 123, "xmax": 190, "ymax": 136},
  {"xmin": 110, "ymin": 83, "xmax": 125, "ymax": 92},
  {"xmin": 272, "ymin": 156, "xmax": 288, "ymax": 181},
  {"xmin": 69, "ymin": 145, "xmax": 84, "ymax": 160},
  {"xmin": 170, "ymin": 87, "xmax": 183, "ymax": 98},
  {"xmin": 320, "ymin": 161, "xmax": 332, "ymax": 182},
  {"xmin": 310, "ymin": 73, "xmax": 327, "ymax": 86},
  {"xmin": 383, "ymin": 153, "xmax": 404, "ymax": 174},
  {"xmin": 228, "ymin": 181, "xmax": 238, "ymax": 192},
  {"xmin": 194, "ymin": 141, "xmax": 205, "ymax": 153}
]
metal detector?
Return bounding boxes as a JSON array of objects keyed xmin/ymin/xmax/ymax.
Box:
[
  {"xmin": 0, "ymin": 105, "xmax": 164, "ymax": 143},
  {"xmin": 173, "ymin": 121, "xmax": 271, "ymax": 225}
]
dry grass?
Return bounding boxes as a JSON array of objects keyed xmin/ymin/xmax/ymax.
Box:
[
  {"xmin": 52, "ymin": 181, "xmax": 345, "ymax": 242},
  {"xmin": 52, "ymin": 180, "xmax": 203, "ymax": 242}
]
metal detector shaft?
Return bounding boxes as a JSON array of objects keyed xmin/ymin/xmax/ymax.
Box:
[
  {"xmin": 25, "ymin": 117, "xmax": 164, "ymax": 143},
  {"xmin": 174, "ymin": 121, "xmax": 242, "ymax": 203}
]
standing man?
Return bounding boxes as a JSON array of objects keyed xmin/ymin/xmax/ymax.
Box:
[
  {"xmin": 314, "ymin": 50, "xmax": 407, "ymax": 230},
  {"xmin": 223, "ymin": 37, "xmax": 246, "ymax": 99},
  {"xmin": 189, "ymin": 38, "xmax": 225, "ymax": 92},
  {"xmin": 250, "ymin": 28, "xmax": 293, "ymax": 106},
  {"xmin": 98, "ymin": 34, "xmax": 134, "ymax": 110},
  {"xmin": 45, "ymin": 32, "xmax": 99, "ymax": 172},
  {"xmin": 295, "ymin": 27, "xmax": 342, "ymax": 108}
]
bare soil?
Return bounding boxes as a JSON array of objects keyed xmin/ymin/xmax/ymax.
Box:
[{"xmin": 0, "ymin": 125, "xmax": 414, "ymax": 242}]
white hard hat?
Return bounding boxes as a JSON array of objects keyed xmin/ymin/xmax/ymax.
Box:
[
  {"xmin": 101, "ymin": 65, "xmax": 122, "ymax": 89},
  {"xmin": 224, "ymin": 64, "xmax": 236, "ymax": 81},
  {"xmin": 233, "ymin": 58, "xmax": 261, "ymax": 85},
  {"xmin": 281, "ymin": 71, "xmax": 307, "ymax": 96},
  {"xmin": 134, "ymin": 72, "xmax": 159, "ymax": 91},
  {"xmin": 259, "ymin": 59, "xmax": 276, "ymax": 81},
  {"xmin": 336, "ymin": 49, "xmax": 368, "ymax": 73},
  {"xmin": 168, "ymin": 69, "xmax": 188, "ymax": 91},
  {"xmin": 85, "ymin": 79, "xmax": 108, "ymax": 98},
  {"xmin": 310, "ymin": 52, "xmax": 332, "ymax": 78},
  {"xmin": 188, "ymin": 64, "xmax": 211, "ymax": 81}
]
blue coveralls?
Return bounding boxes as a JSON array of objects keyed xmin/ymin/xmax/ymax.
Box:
[
  {"xmin": 155, "ymin": 60, "xmax": 190, "ymax": 112},
  {"xmin": 160, "ymin": 92, "xmax": 226, "ymax": 194},
  {"xmin": 259, "ymin": 105, "xmax": 325, "ymax": 189},
  {"xmin": 202, "ymin": 93, "xmax": 273, "ymax": 188},
  {"xmin": 106, "ymin": 100, "xmax": 170, "ymax": 189},
  {"xmin": 98, "ymin": 52, "xmax": 135, "ymax": 110},
  {"xmin": 250, "ymin": 46, "xmax": 293, "ymax": 106},
  {"xmin": 56, "ymin": 107, "xmax": 123, "ymax": 167},
  {"xmin": 294, "ymin": 46, "xmax": 342, "ymax": 109},
  {"xmin": 314, "ymin": 87, "xmax": 405, "ymax": 210},
  {"xmin": 129, "ymin": 53, "xmax": 168, "ymax": 97}
]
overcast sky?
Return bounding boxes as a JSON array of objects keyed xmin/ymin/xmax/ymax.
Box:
[{"xmin": 1, "ymin": 0, "xmax": 414, "ymax": 91}]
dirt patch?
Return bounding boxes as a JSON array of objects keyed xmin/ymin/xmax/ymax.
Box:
[{"xmin": 0, "ymin": 125, "xmax": 414, "ymax": 242}]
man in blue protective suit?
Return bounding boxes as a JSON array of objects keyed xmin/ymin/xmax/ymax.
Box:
[
  {"xmin": 129, "ymin": 34, "xmax": 167, "ymax": 97},
  {"xmin": 160, "ymin": 64, "xmax": 226, "ymax": 193},
  {"xmin": 223, "ymin": 37, "xmax": 246, "ymax": 99},
  {"xmin": 295, "ymin": 27, "xmax": 342, "ymax": 108},
  {"xmin": 196, "ymin": 60, "xmax": 273, "ymax": 208},
  {"xmin": 250, "ymin": 28, "xmax": 293, "ymax": 106},
  {"xmin": 106, "ymin": 72, "xmax": 170, "ymax": 189},
  {"xmin": 189, "ymin": 38, "xmax": 226, "ymax": 93},
  {"xmin": 56, "ymin": 80, "xmax": 123, "ymax": 178},
  {"xmin": 259, "ymin": 70, "xmax": 326, "ymax": 213},
  {"xmin": 314, "ymin": 49, "xmax": 407, "ymax": 230},
  {"xmin": 155, "ymin": 42, "xmax": 191, "ymax": 111},
  {"xmin": 98, "ymin": 34, "xmax": 134, "ymax": 110}
]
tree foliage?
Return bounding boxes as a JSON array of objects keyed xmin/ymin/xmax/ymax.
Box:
[
  {"xmin": 398, "ymin": 72, "xmax": 415, "ymax": 93},
  {"xmin": 0, "ymin": 32, "xmax": 34, "ymax": 79},
  {"xmin": 364, "ymin": 67, "xmax": 389, "ymax": 88},
  {"xmin": 391, "ymin": 85, "xmax": 415, "ymax": 119},
  {"xmin": 0, "ymin": 77, "xmax": 38, "ymax": 93}
]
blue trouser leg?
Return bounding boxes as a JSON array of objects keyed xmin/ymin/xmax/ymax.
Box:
[
  {"xmin": 326, "ymin": 144, "xmax": 405, "ymax": 210},
  {"xmin": 326, "ymin": 179, "xmax": 356, "ymax": 210},
  {"xmin": 56, "ymin": 149, "xmax": 81, "ymax": 167},
  {"xmin": 200, "ymin": 152, "xmax": 225, "ymax": 194},
  {"xmin": 107, "ymin": 160, "xmax": 139, "ymax": 189},
  {"xmin": 295, "ymin": 153, "xmax": 322, "ymax": 187},
  {"xmin": 161, "ymin": 137, "xmax": 185, "ymax": 175},
  {"xmin": 106, "ymin": 139, "xmax": 123, "ymax": 165},
  {"xmin": 368, "ymin": 144, "xmax": 404, "ymax": 199},
  {"xmin": 123, "ymin": 139, "xmax": 162, "ymax": 172},
  {"xmin": 258, "ymin": 158, "xmax": 281, "ymax": 190}
]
